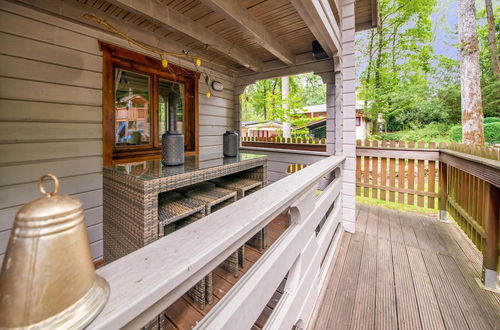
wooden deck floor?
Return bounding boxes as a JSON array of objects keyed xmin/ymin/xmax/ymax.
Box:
[{"xmin": 311, "ymin": 203, "xmax": 500, "ymax": 330}]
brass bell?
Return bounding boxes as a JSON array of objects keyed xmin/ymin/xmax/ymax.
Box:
[{"xmin": 0, "ymin": 174, "xmax": 109, "ymax": 328}]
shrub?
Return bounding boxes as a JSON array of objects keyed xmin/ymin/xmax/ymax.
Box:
[
  {"xmin": 449, "ymin": 125, "xmax": 462, "ymax": 142},
  {"xmin": 371, "ymin": 122, "xmax": 451, "ymax": 142},
  {"xmin": 485, "ymin": 122, "xmax": 500, "ymax": 144},
  {"xmin": 484, "ymin": 117, "xmax": 500, "ymax": 124},
  {"xmin": 449, "ymin": 122, "xmax": 500, "ymax": 144}
]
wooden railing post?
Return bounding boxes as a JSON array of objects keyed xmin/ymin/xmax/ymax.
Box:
[
  {"xmin": 482, "ymin": 183, "xmax": 499, "ymax": 291},
  {"xmin": 439, "ymin": 161, "xmax": 449, "ymax": 222}
]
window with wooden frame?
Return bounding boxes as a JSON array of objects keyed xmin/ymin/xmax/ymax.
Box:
[{"xmin": 100, "ymin": 42, "xmax": 199, "ymax": 165}]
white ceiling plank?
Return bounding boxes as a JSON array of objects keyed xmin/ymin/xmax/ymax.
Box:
[
  {"xmin": 106, "ymin": 0, "xmax": 262, "ymax": 71},
  {"xmin": 12, "ymin": 0, "xmax": 238, "ymax": 75},
  {"xmin": 198, "ymin": 0, "xmax": 296, "ymax": 66}
]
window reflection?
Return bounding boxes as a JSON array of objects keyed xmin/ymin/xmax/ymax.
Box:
[
  {"xmin": 115, "ymin": 70, "xmax": 150, "ymax": 146},
  {"xmin": 159, "ymin": 79, "xmax": 184, "ymax": 140}
]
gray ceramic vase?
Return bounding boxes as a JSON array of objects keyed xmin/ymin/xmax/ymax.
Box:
[{"xmin": 223, "ymin": 131, "xmax": 238, "ymax": 157}]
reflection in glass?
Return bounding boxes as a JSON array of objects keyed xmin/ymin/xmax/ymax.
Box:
[
  {"xmin": 114, "ymin": 69, "xmax": 150, "ymax": 146},
  {"xmin": 159, "ymin": 79, "xmax": 184, "ymax": 140}
]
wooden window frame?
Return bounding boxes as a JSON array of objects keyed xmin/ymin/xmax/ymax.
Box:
[{"xmin": 100, "ymin": 42, "xmax": 199, "ymax": 165}]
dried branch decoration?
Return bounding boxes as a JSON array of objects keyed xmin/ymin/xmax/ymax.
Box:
[{"xmin": 83, "ymin": 13, "xmax": 213, "ymax": 98}]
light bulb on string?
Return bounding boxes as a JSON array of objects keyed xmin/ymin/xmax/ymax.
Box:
[{"xmin": 161, "ymin": 55, "xmax": 168, "ymax": 68}]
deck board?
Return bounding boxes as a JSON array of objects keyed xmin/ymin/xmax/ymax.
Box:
[
  {"xmin": 325, "ymin": 206, "xmax": 369, "ymax": 329},
  {"xmin": 310, "ymin": 204, "xmax": 500, "ymax": 330}
]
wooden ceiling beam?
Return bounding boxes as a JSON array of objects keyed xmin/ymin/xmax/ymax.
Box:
[
  {"xmin": 198, "ymin": 0, "xmax": 296, "ymax": 66},
  {"xmin": 371, "ymin": 0, "xmax": 379, "ymax": 28},
  {"xmin": 106, "ymin": 0, "xmax": 262, "ymax": 71},
  {"xmin": 289, "ymin": 0, "xmax": 341, "ymax": 58},
  {"xmin": 14, "ymin": 0, "xmax": 238, "ymax": 75}
]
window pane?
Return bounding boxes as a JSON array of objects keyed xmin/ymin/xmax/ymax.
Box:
[
  {"xmin": 158, "ymin": 79, "xmax": 184, "ymax": 141},
  {"xmin": 115, "ymin": 69, "xmax": 150, "ymax": 146}
]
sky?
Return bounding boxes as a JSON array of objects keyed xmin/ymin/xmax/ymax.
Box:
[{"xmin": 433, "ymin": 0, "xmax": 459, "ymax": 59}]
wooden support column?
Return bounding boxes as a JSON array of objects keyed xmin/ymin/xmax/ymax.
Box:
[
  {"xmin": 439, "ymin": 162, "xmax": 449, "ymax": 222},
  {"xmin": 482, "ymin": 183, "xmax": 499, "ymax": 291},
  {"xmin": 315, "ymin": 70, "xmax": 336, "ymax": 155},
  {"xmin": 234, "ymin": 84, "xmax": 249, "ymax": 144},
  {"xmin": 340, "ymin": 0, "xmax": 356, "ymax": 233}
]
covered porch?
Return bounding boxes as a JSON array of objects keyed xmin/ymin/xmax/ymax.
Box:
[{"xmin": 1, "ymin": 0, "xmax": 500, "ymax": 329}]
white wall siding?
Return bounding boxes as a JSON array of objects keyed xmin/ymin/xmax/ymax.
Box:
[
  {"xmin": 0, "ymin": 1, "xmax": 234, "ymax": 263},
  {"xmin": 340, "ymin": 0, "xmax": 357, "ymax": 233}
]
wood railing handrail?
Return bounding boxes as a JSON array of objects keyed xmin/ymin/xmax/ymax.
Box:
[
  {"xmin": 440, "ymin": 149, "xmax": 500, "ymax": 187},
  {"xmin": 89, "ymin": 155, "xmax": 345, "ymax": 329}
]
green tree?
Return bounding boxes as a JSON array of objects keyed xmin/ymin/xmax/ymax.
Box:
[
  {"xmin": 357, "ymin": 0, "xmax": 438, "ymax": 131},
  {"xmin": 241, "ymin": 73, "xmax": 326, "ymax": 123}
]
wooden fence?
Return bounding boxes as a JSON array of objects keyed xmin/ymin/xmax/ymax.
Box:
[
  {"xmin": 439, "ymin": 145, "xmax": 500, "ymax": 286},
  {"xmin": 241, "ymin": 136, "xmax": 326, "ymax": 152},
  {"xmin": 355, "ymin": 139, "xmax": 500, "ymax": 286},
  {"xmin": 242, "ymin": 136, "xmax": 326, "ymax": 144},
  {"xmin": 355, "ymin": 140, "xmax": 445, "ymax": 209}
]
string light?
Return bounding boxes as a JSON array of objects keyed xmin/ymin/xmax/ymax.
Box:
[
  {"xmin": 161, "ymin": 56, "xmax": 168, "ymax": 68},
  {"xmin": 83, "ymin": 13, "xmax": 214, "ymax": 98}
]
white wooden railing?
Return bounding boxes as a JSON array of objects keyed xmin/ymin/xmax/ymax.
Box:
[{"xmin": 89, "ymin": 155, "xmax": 346, "ymax": 330}]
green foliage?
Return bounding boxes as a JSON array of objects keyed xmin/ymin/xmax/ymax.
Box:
[
  {"xmin": 291, "ymin": 128, "xmax": 309, "ymax": 139},
  {"xmin": 482, "ymin": 79, "xmax": 500, "ymax": 118},
  {"xmin": 485, "ymin": 122, "xmax": 500, "ymax": 143},
  {"xmin": 241, "ymin": 73, "xmax": 325, "ymax": 122},
  {"xmin": 371, "ymin": 122, "xmax": 451, "ymax": 142},
  {"xmin": 449, "ymin": 122, "xmax": 500, "ymax": 144},
  {"xmin": 357, "ymin": 0, "xmax": 499, "ymax": 136},
  {"xmin": 484, "ymin": 117, "xmax": 500, "ymax": 124},
  {"xmin": 357, "ymin": 0, "xmax": 438, "ymax": 129},
  {"xmin": 385, "ymin": 93, "xmax": 448, "ymax": 131},
  {"xmin": 290, "ymin": 116, "xmax": 324, "ymax": 128},
  {"xmin": 448, "ymin": 125, "xmax": 461, "ymax": 142}
]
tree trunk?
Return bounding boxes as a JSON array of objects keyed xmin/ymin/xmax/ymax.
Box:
[
  {"xmin": 458, "ymin": 0, "xmax": 484, "ymax": 145},
  {"xmin": 373, "ymin": 17, "xmax": 384, "ymax": 133},
  {"xmin": 374, "ymin": 21, "xmax": 384, "ymax": 90},
  {"xmin": 281, "ymin": 76, "xmax": 291, "ymax": 139},
  {"xmin": 485, "ymin": 0, "xmax": 500, "ymax": 78},
  {"xmin": 263, "ymin": 83, "xmax": 267, "ymax": 120},
  {"xmin": 364, "ymin": 29, "xmax": 375, "ymax": 110}
]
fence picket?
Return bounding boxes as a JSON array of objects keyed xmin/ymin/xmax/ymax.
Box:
[
  {"xmin": 398, "ymin": 141, "xmax": 406, "ymax": 204},
  {"xmin": 428, "ymin": 142, "xmax": 436, "ymax": 209},
  {"xmin": 417, "ymin": 141, "xmax": 425, "ymax": 207},
  {"xmin": 389, "ymin": 141, "xmax": 396, "ymax": 202},
  {"xmin": 371, "ymin": 140, "xmax": 379, "ymax": 199},
  {"xmin": 380, "ymin": 141, "xmax": 388, "ymax": 201},
  {"xmin": 407, "ymin": 141, "xmax": 415, "ymax": 205},
  {"xmin": 356, "ymin": 140, "xmax": 362, "ymax": 196},
  {"xmin": 363, "ymin": 140, "xmax": 370, "ymax": 197}
]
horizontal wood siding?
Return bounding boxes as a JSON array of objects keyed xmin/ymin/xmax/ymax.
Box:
[{"xmin": 0, "ymin": 3, "xmax": 234, "ymax": 263}]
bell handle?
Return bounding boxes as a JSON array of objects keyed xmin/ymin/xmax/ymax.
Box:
[{"xmin": 38, "ymin": 173, "xmax": 59, "ymax": 197}]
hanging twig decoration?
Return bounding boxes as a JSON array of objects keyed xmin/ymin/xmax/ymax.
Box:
[{"xmin": 83, "ymin": 13, "xmax": 214, "ymax": 98}]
